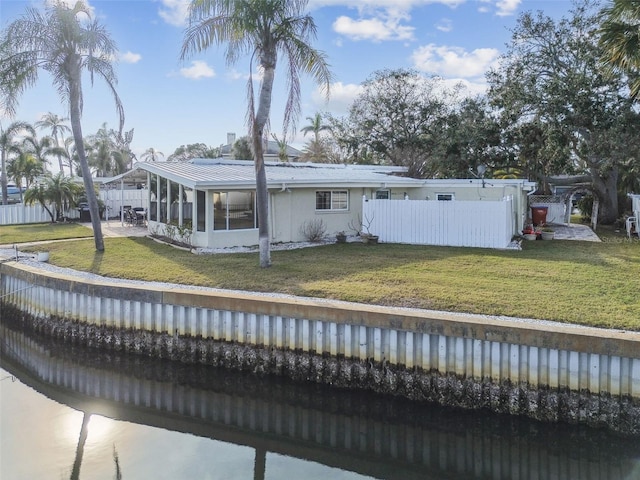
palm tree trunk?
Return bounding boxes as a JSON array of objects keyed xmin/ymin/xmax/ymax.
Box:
[
  {"xmin": 69, "ymin": 58, "xmax": 105, "ymax": 252},
  {"xmin": 252, "ymin": 64, "xmax": 276, "ymax": 268}
]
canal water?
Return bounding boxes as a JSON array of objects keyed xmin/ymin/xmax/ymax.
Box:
[{"xmin": 1, "ymin": 321, "xmax": 640, "ymax": 480}]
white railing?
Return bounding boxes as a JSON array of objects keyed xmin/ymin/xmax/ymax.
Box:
[
  {"xmin": 0, "ymin": 189, "xmax": 149, "ymax": 225},
  {"xmin": 362, "ymin": 197, "xmax": 515, "ymax": 249}
]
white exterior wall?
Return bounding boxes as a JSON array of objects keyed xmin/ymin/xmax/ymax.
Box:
[{"xmin": 270, "ymin": 188, "xmax": 368, "ymax": 242}]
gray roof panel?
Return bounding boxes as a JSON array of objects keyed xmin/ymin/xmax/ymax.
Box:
[{"xmin": 134, "ymin": 159, "xmax": 425, "ymax": 189}]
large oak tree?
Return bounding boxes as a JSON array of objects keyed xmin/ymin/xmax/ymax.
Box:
[{"xmin": 488, "ymin": 0, "xmax": 640, "ymax": 223}]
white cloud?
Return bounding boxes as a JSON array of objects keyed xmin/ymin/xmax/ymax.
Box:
[
  {"xmin": 435, "ymin": 18, "xmax": 453, "ymax": 32},
  {"xmin": 411, "ymin": 44, "xmax": 500, "ymax": 78},
  {"xmin": 120, "ymin": 51, "xmax": 142, "ymax": 64},
  {"xmin": 180, "ymin": 61, "xmax": 215, "ymax": 80},
  {"xmin": 309, "ymin": 0, "xmax": 464, "ymax": 9},
  {"xmin": 226, "ymin": 69, "xmax": 247, "ymax": 81},
  {"xmin": 495, "ymin": 0, "xmax": 521, "ymax": 17},
  {"xmin": 312, "ymin": 81, "xmax": 364, "ymax": 114},
  {"xmin": 158, "ymin": 0, "xmax": 190, "ymax": 27},
  {"xmin": 333, "ymin": 8, "xmax": 415, "ymax": 42}
]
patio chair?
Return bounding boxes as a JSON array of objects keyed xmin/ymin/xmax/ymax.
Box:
[
  {"xmin": 124, "ymin": 208, "xmax": 137, "ymax": 226},
  {"xmin": 132, "ymin": 207, "xmax": 146, "ymax": 226},
  {"xmin": 626, "ymin": 216, "xmax": 637, "ymax": 239}
]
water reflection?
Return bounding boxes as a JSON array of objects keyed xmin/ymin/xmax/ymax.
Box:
[{"xmin": 1, "ymin": 321, "xmax": 639, "ymax": 480}]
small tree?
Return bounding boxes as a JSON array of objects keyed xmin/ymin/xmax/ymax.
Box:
[
  {"xmin": 231, "ymin": 136, "xmax": 253, "ymax": 160},
  {"xmin": 24, "ymin": 172, "xmax": 82, "ymax": 222}
]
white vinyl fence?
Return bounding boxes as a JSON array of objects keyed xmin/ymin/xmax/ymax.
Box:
[
  {"xmin": 100, "ymin": 188, "xmax": 148, "ymax": 219},
  {"xmin": 0, "ymin": 189, "xmax": 148, "ymax": 225},
  {"xmin": 0, "ymin": 204, "xmax": 52, "ymax": 225},
  {"xmin": 362, "ymin": 197, "xmax": 515, "ymax": 249}
]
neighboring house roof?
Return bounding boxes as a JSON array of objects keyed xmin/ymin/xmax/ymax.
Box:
[
  {"xmin": 131, "ymin": 158, "xmax": 425, "ymax": 190},
  {"xmin": 219, "ymin": 140, "xmax": 302, "ymax": 159}
]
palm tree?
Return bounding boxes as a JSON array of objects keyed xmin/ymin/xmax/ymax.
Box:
[
  {"xmin": 24, "ymin": 172, "xmax": 82, "ymax": 222},
  {"xmin": 141, "ymin": 147, "xmax": 164, "ymax": 162},
  {"xmin": 109, "ymin": 125, "xmax": 135, "ymax": 172},
  {"xmin": 271, "ymin": 133, "xmax": 290, "ymax": 162},
  {"xmin": 0, "ymin": 121, "xmax": 35, "ymax": 204},
  {"xmin": 181, "ymin": 0, "xmax": 332, "ymax": 267},
  {"xmin": 22, "ymin": 133, "xmax": 54, "ymax": 169},
  {"xmin": 24, "ymin": 181, "xmax": 55, "ymax": 222},
  {"xmin": 7, "ymin": 151, "xmax": 45, "ymax": 201},
  {"xmin": 47, "ymin": 171, "xmax": 83, "ymax": 221},
  {"xmin": 300, "ymin": 112, "xmax": 331, "ymax": 143},
  {"xmin": 86, "ymin": 123, "xmax": 120, "ymax": 177},
  {"xmin": 36, "ymin": 112, "xmax": 71, "ymax": 174},
  {"xmin": 600, "ymin": 0, "xmax": 640, "ymax": 98},
  {"xmin": 60, "ymin": 136, "xmax": 76, "ymax": 176},
  {"xmin": 1, "ymin": 1, "xmax": 125, "ymax": 252}
]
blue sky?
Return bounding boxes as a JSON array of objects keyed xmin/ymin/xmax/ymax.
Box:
[{"xmin": 1, "ymin": 0, "xmax": 573, "ymax": 161}]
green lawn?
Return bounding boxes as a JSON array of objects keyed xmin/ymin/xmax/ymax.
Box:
[
  {"xmin": 0, "ymin": 222, "xmax": 93, "ymax": 244},
  {"xmin": 5, "ymin": 222, "xmax": 638, "ymax": 332}
]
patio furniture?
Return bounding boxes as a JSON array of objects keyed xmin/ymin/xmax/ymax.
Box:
[
  {"xmin": 124, "ymin": 208, "xmax": 137, "ymax": 226},
  {"xmin": 132, "ymin": 207, "xmax": 147, "ymax": 226},
  {"xmin": 626, "ymin": 216, "xmax": 637, "ymax": 239}
]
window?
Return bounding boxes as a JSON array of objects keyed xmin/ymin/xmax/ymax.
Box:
[
  {"xmin": 437, "ymin": 193, "xmax": 455, "ymax": 201},
  {"xmin": 196, "ymin": 190, "xmax": 205, "ymax": 232},
  {"xmin": 375, "ymin": 190, "xmax": 390, "ymax": 200},
  {"xmin": 213, "ymin": 191, "xmax": 256, "ymax": 230},
  {"xmin": 316, "ymin": 191, "xmax": 348, "ymax": 211}
]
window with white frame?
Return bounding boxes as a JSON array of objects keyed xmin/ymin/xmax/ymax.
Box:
[
  {"xmin": 375, "ymin": 190, "xmax": 390, "ymax": 199},
  {"xmin": 436, "ymin": 193, "xmax": 455, "ymax": 201},
  {"xmin": 316, "ymin": 190, "xmax": 348, "ymax": 210}
]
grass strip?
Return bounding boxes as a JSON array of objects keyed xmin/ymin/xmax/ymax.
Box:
[
  {"xmin": 11, "ymin": 229, "xmax": 637, "ymax": 332},
  {"xmin": 0, "ymin": 222, "xmax": 93, "ymax": 244}
]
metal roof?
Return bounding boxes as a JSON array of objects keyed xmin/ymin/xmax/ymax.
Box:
[{"xmin": 131, "ymin": 158, "xmax": 426, "ymax": 189}]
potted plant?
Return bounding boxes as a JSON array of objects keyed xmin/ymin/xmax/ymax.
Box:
[
  {"xmin": 522, "ymin": 224, "xmax": 537, "ymax": 241},
  {"xmin": 358, "ymin": 213, "xmax": 379, "ymax": 244},
  {"xmin": 335, "ymin": 231, "xmax": 347, "ymax": 243},
  {"xmin": 361, "ymin": 232, "xmax": 379, "ymax": 244},
  {"xmin": 541, "ymin": 227, "xmax": 555, "ymax": 240}
]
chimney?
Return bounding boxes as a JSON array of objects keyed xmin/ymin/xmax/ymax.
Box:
[{"xmin": 227, "ymin": 132, "xmax": 236, "ymax": 146}]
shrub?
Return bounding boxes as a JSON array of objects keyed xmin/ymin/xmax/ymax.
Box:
[{"xmin": 299, "ymin": 218, "xmax": 326, "ymax": 242}]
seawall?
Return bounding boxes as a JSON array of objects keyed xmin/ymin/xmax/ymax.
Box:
[{"xmin": 1, "ymin": 260, "xmax": 639, "ymax": 436}]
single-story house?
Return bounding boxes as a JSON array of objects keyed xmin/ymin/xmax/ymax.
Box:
[{"xmin": 126, "ymin": 159, "xmax": 536, "ymax": 249}]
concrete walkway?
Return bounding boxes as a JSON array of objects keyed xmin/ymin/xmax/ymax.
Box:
[
  {"xmin": 90, "ymin": 221, "xmax": 602, "ymax": 242},
  {"xmin": 548, "ymin": 223, "xmax": 601, "ymax": 242},
  {"xmin": 83, "ymin": 220, "xmax": 149, "ymax": 238}
]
